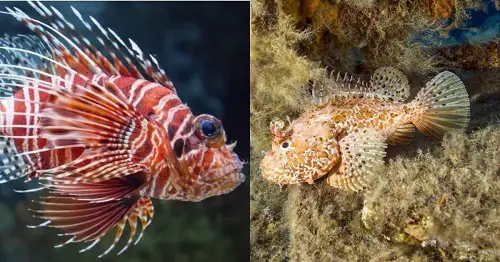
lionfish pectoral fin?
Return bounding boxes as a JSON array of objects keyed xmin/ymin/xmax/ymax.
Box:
[
  {"xmin": 410, "ymin": 71, "xmax": 470, "ymax": 138},
  {"xmin": 31, "ymin": 171, "xmax": 154, "ymax": 257},
  {"xmin": 35, "ymin": 76, "xmax": 158, "ymax": 182},
  {"xmin": 368, "ymin": 67, "xmax": 410, "ymax": 102},
  {"xmin": 326, "ymin": 128, "xmax": 387, "ymax": 192},
  {"xmin": 387, "ymin": 123, "xmax": 415, "ymax": 146}
]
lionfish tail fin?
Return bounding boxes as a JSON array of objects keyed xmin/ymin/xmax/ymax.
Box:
[
  {"xmin": 31, "ymin": 172, "xmax": 154, "ymax": 257},
  {"xmin": 411, "ymin": 71, "xmax": 470, "ymax": 138}
]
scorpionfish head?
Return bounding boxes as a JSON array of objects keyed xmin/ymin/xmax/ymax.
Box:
[
  {"xmin": 260, "ymin": 117, "xmax": 341, "ymax": 185},
  {"xmin": 179, "ymin": 114, "xmax": 245, "ymax": 201}
]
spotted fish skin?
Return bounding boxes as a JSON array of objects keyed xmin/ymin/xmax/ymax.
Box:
[
  {"xmin": 260, "ymin": 67, "xmax": 470, "ymax": 192},
  {"xmin": 0, "ymin": 1, "xmax": 244, "ymax": 257}
]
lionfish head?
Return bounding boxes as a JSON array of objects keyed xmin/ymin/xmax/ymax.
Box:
[{"xmin": 179, "ymin": 114, "xmax": 245, "ymax": 201}]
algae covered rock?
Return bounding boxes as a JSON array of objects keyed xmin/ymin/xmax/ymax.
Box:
[
  {"xmin": 363, "ymin": 128, "xmax": 500, "ymax": 261},
  {"xmin": 250, "ymin": 0, "xmax": 500, "ymax": 261}
]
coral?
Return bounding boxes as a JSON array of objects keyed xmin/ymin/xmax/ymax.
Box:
[{"xmin": 436, "ymin": 41, "xmax": 500, "ymax": 70}]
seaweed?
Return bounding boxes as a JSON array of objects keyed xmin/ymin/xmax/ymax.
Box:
[
  {"xmin": 363, "ymin": 127, "xmax": 500, "ymax": 261},
  {"xmin": 250, "ymin": 0, "xmax": 500, "ymax": 260}
]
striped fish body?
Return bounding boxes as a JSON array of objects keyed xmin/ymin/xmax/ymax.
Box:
[
  {"xmin": 0, "ymin": 1, "xmax": 245, "ymax": 257},
  {"xmin": 0, "ymin": 73, "xmax": 181, "ymax": 178}
]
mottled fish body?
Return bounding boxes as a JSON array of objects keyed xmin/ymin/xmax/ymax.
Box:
[{"xmin": 260, "ymin": 67, "xmax": 469, "ymax": 191}]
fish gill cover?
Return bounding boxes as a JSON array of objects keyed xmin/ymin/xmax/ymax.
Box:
[
  {"xmin": 0, "ymin": 1, "xmax": 249, "ymax": 262},
  {"xmin": 251, "ymin": 0, "xmax": 500, "ymax": 261}
]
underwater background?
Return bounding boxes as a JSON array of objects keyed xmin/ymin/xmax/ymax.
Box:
[
  {"xmin": 0, "ymin": 1, "xmax": 249, "ymax": 262},
  {"xmin": 251, "ymin": 0, "xmax": 500, "ymax": 261}
]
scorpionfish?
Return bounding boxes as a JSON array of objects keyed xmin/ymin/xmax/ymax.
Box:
[
  {"xmin": 0, "ymin": 2, "xmax": 244, "ymax": 257},
  {"xmin": 260, "ymin": 67, "xmax": 470, "ymax": 191}
]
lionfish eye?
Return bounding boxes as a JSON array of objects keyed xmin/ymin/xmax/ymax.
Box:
[
  {"xmin": 194, "ymin": 114, "xmax": 223, "ymax": 142},
  {"xmin": 201, "ymin": 119, "xmax": 218, "ymax": 138}
]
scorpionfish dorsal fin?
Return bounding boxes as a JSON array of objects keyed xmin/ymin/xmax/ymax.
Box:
[
  {"xmin": 3, "ymin": 1, "xmax": 173, "ymax": 89},
  {"xmin": 318, "ymin": 67, "xmax": 410, "ymax": 104},
  {"xmin": 368, "ymin": 67, "xmax": 410, "ymax": 102}
]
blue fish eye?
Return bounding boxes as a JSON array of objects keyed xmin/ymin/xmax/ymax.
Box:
[{"xmin": 201, "ymin": 120, "xmax": 217, "ymax": 138}]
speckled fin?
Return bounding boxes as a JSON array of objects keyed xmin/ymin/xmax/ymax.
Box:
[
  {"xmin": 411, "ymin": 71, "xmax": 470, "ymax": 138},
  {"xmin": 387, "ymin": 123, "xmax": 415, "ymax": 145},
  {"xmin": 319, "ymin": 67, "xmax": 409, "ymax": 104},
  {"xmin": 369, "ymin": 67, "xmax": 410, "ymax": 102},
  {"xmin": 326, "ymin": 128, "xmax": 387, "ymax": 192},
  {"xmin": 31, "ymin": 172, "xmax": 154, "ymax": 257}
]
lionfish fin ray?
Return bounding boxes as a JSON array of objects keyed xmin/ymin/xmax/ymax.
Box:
[
  {"xmin": 0, "ymin": 136, "xmax": 36, "ymax": 183},
  {"xmin": 35, "ymin": 78, "xmax": 162, "ymax": 182},
  {"xmin": 9, "ymin": 1, "xmax": 173, "ymax": 89},
  {"xmin": 3, "ymin": 4, "xmax": 100, "ymax": 76},
  {"xmin": 0, "ymin": 34, "xmax": 54, "ymax": 97},
  {"xmin": 31, "ymin": 176, "xmax": 153, "ymax": 256}
]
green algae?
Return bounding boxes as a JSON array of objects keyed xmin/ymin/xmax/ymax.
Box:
[{"xmin": 250, "ymin": 0, "xmax": 500, "ymax": 261}]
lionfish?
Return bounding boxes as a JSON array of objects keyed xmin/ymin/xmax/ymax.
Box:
[
  {"xmin": 260, "ymin": 67, "xmax": 469, "ymax": 191},
  {"xmin": 0, "ymin": 1, "xmax": 244, "ymax": 257}
]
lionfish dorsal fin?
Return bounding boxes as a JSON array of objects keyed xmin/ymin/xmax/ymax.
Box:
[
  {"xmin": 3, "ymin": 1, "xmax": 174, "ymax": 89},
  {"xmin": 0, "ymin": 34, "xmax": 54, "ymax": 97}
]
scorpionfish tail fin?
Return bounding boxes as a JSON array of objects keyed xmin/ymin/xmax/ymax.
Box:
[{"xmin": 410, "ymin": 71, "xmax": 470, "ymax": 138}]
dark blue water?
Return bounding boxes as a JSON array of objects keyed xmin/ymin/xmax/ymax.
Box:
[
  {"xmin": 0, "ymin": 2, "xmax": 249, "ymax": 262},
  {"xmin": 411, "ymin": 0, "xmax": 499, "ymax": 47}
]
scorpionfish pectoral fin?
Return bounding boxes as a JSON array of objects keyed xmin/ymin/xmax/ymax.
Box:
[{"xmin": 326, "ymin": 128, "xmax": 387, "ymax": 192}]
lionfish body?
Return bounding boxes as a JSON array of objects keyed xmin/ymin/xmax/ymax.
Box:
[
  {"xmin": 260, "ymin": 67, "xmax": 470, "ymax": 191},
  {"xmin": 0, "ymin": 2, "xmax": 244, "ymax": 256}
]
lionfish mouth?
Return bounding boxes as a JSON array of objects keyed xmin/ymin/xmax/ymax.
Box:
[{"xmin": 223, "ymin": 153, "xmax": 246, "ymax": 184}]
